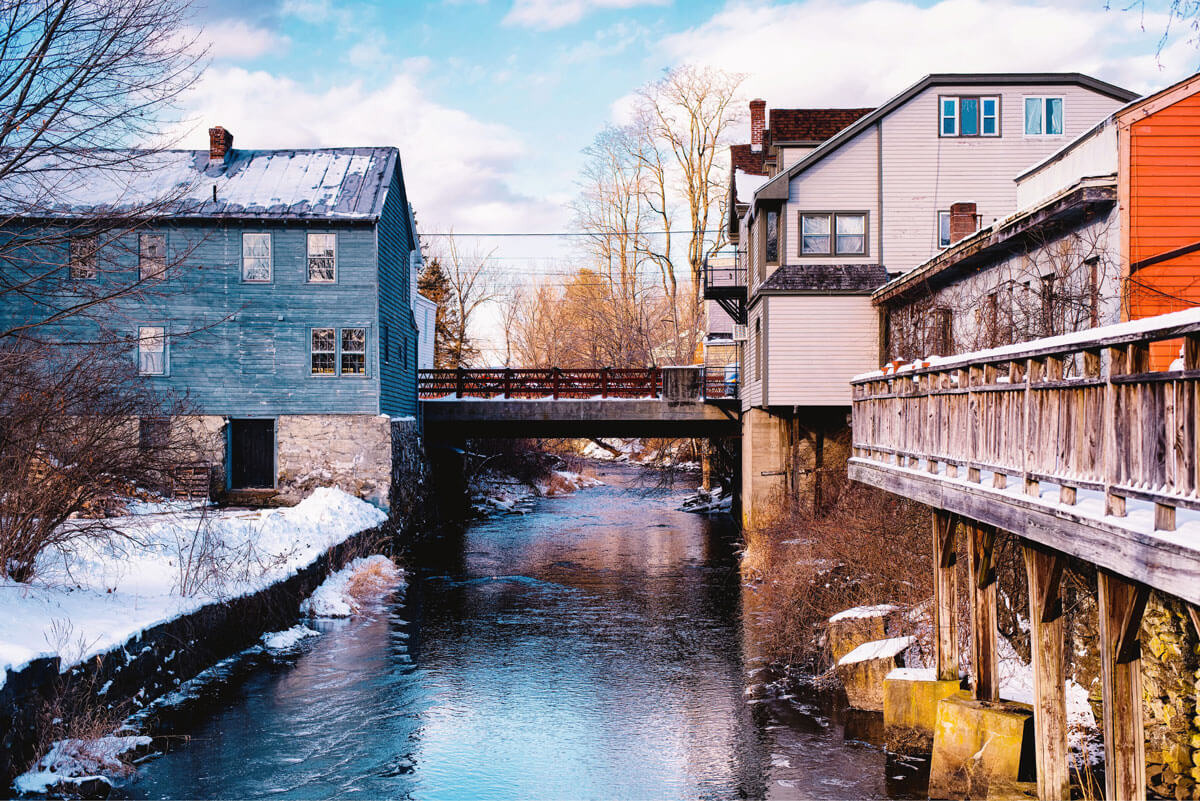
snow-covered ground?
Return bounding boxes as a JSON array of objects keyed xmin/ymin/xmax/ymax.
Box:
[
  {"xmin": 0, "ymin": 488, "xmax": 387, "ymax": 686},
  {"xmin": 679, "ymin": 485, "xmax": 732, "ymax": 514}
]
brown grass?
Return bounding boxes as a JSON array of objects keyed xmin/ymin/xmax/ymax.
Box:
[
  {"xmin": 344, "ymin": 556, "xmax": 403, "ymax": 607},
  {"xmin": 741, "ymin": 480, "xmax": 931, "ymax": 671}
]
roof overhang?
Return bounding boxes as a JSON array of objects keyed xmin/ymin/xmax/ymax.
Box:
[{"xmin": 873, "ymin": 177, "xmax": 1117, "ymax": 307}]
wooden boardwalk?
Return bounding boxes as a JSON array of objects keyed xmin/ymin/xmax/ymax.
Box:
[{"xmin": 849, "ymin": 307, "xmax": 1200, "ymax": 801}]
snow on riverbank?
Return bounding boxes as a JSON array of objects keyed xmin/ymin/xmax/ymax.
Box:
[
  {"xmin": 471, "ymin": 467, "xmax": 601, "ymax": 517},
  {"xmin": 300, "ymin": 555, "xmax": 404, "ymax": 618},
  {"xmin": 14, "ymin": 735, "xmax": 153, "ymax": 795},
  {"xmin": 0, "ymin": 488, "xmax": 387, "ymax": 685},
  {"xmin": 679, "ymin": 486, "xmax": 732, "ymax": 514}
]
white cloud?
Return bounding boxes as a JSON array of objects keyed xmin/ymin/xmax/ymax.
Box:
[
  {"xmin": 656, "ymin": 0, "xmax": 1198, "ymax": 120},
  {"xmin": 181, "ymin": 20, "xmax": 287, "ymax": 62},
  {"xmin": 178, "ymin": 66, "xmax": 563, "ymax": 236},
  {"xmin": 503, "ymin": 0, "xmax": 669, "ymax": 30}
]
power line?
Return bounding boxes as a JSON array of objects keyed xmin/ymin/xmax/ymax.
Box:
[{"xmin": 426, "ymin": 229, "xmax": 721, "ymax": 237}]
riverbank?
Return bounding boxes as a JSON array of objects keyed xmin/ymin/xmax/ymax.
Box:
[{"xmin": 0, "ymin": 489, "xmax": 391, "ymax": 791}]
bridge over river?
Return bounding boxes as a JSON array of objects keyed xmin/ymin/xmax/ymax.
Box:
[{"xmin": 418, "ymin": 366, "xmax": 740, "ymax": 438}]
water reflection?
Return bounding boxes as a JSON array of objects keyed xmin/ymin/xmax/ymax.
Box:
[{"xmin": 122, "ymin": 465, "xmax": 914, "ymax": 800}]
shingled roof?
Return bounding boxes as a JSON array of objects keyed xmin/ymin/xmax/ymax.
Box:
[
  {"xmin": 768, "ymin": 108, "xmax": 875, "ymax": 143},
  {"xmin": 759, "ymin": 264, "xmax": 889, "ymax": 293},
  {"xmin": 5, "ymin": 147, "xmax": 399, "ymax": 221}
]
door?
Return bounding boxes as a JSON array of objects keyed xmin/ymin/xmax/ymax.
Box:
[{"xmin": 230, "ymin": 419, "xmax": 275, "ymax": 489}]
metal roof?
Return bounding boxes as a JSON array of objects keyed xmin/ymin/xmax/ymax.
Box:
[{"xmin": 3, "ymin": 147, "xmax": 399, "ymax": 221}]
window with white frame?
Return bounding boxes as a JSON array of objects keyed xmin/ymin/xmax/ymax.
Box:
[
  {"xmin": 801, "ymin": 212, "xmax": 866, "ymax": 256},
  {"xmin": 1024, "ymin": 97, "xmax": 1064, "ymax": 135},
  {"xmin": 765, "ymin": 210, "xmax": 779, "ymax": 264},
  {"xmin": 310, "ymin": 328, "xmax": 336, "ymax": 375},
  {"xmin": 242, "ymin": 232, "xmax": 272, "ymax": 282},
  {"xmin": 69, "ymin": 236, "xmax": 97, "ymax": 280},
  {"xmin": 307, "ymin": 233, "xmax": 336, "ymax": 282},
  {"xmin": 941, "ymin": 96, "xmax": 1000, "ymax": 137},
  {"xmin": 139, "ymin": 234, "xmax": 166, "ymax": 280},
  {"xmin": 341, "ymin": 328, "xmax": 366, "ymax": 375},
  {"xmin": 138, "ymin": 326, "xmax": 166, "ymax": 375}
]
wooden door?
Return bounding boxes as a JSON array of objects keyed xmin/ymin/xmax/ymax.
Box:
[{"xmin": 230, "ymin": 419, "xmax": 275, "ymax": 489}]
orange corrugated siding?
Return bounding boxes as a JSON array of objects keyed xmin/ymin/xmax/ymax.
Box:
[{"xmin": 1128, "ymin": 92, "xmax": 1200, "ymax": 367}]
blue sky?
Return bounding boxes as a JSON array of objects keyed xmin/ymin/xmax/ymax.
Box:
[{"xmin": 179, "ymin": 0, "xmax": 1200, "ymax": 350}]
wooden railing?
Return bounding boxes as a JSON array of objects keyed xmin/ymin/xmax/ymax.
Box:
[
  {"xmin": 851, "ymin": 308, "xmax": 1200, "ymax": 532},
  {"xmin": 420, "ymin": 367, "xmax": 737, "ymax": 401}
]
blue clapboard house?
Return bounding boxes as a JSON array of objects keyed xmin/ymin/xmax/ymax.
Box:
[{"xmin": 1, "ymin": 127, "xmax": 425, "ymax": 507}]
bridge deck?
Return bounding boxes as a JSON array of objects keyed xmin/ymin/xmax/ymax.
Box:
[{"xmin": 850, "ymin": 307, "xmax": 1200, "ymax": 605}]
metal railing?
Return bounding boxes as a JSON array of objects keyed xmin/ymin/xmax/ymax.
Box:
[
  {"xmin": 702, "ymin": 260, "xmax": 746, "ymax": 296},
  {"xmin": 420, "ymin": 367, "xmax": 738, "ymax": 401}
]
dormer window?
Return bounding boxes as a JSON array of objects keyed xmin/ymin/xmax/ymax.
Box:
[{"xmin": 940, "ymin": 96, "xmax": 999, "ymax": 137}]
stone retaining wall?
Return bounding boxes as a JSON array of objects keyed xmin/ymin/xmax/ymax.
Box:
[{"xmin": 276, "ymin": 415, "xmax": 393, "ymax": 508}]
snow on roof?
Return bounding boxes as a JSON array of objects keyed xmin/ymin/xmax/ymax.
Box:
[
  {"xmin": 3, "ymin": 147, "xmax": 398, "ymax": 221},
  {"xmin": 838, "ymin": 636, "xmax": 915, "ymax": 666},
  {"xmin": 734, "ymin": 169, "xmax": 769, "ymax": 204}
]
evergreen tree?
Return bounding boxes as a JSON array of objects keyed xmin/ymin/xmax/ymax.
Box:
[{"xmin": 418, "ymin": 257, "xmax": 462, "ymax": 368}]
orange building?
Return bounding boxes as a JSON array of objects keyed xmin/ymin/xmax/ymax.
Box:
[{"xmin": 1120, "ymin": 74, "xmax": 1200, "ymax": 367}]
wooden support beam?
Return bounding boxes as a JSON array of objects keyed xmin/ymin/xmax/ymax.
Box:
[
  {"xmin": 1024, "ymin": 545, "xmax": 1069, "ymax": 801},
  {"xmin": 1098, "ymin": 571, "xmax": 1148, "ymax": 801},
  {"xmin": 932, "ymin": 510, "xmax": 960, "ymax": 683},
  {"xmin": 967, "ymin": 522, "xmax": 999, "ymax": 702},
  {"xmin": 1189, "ymin": 604, "xmax": 1200, "ymax": 639}
]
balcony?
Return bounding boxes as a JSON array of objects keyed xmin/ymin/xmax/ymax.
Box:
[{"xmin": 702, "ymin": 260, "xmax": 747, "ymax": 324}]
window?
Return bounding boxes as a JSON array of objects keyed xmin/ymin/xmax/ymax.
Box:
[
  {"xmin": 341, "ymin": 328, "xmax": 366, "ymax": 375},
  {"xmin": 310, "ymin": 328, "xmax": 335, "ymax": 375},
  {"xmin": 940, "ymin": 96, "xmax": 1000, "ymax": 137},
  {"xmin": 69, "ymin": 237, "xmax": 97, "ymax": 280},
  {"xmin": 754, "ymin": 317, "xmax": 762, "ymax": 380},
  {"xmin": 139, "ymin": 234, "xmax": 166, "ymax": 281},
  {"xmin": 242, "ymin": 233, "xmax": 272, "ymax": 282},
  {"xmin": 801, "ymin": 213, "xmax": 831, "ymax": 255},
  {"xmin": 802, "ymin": 212, "xmax": 867, "ymax": 256},
  {"xmin": 138, "ymin": 326, "xmax": 166, "ymax": 375},
  {"xmin": 138, "ymin": 418, "xmax": 170, "ymax": 451},
  {"xmin": 835, "ymin": 214, "xmax": 866, "ymax": 255},
  {"xmin": 310, "ymin": 327, "xmax": 367, "ymax": 376},
  {"xmin": 382, "ymin": 325, "xmax": 390, "ymax": 364},
  {"xmin": 1025, "ymin": 97, "xmax": 1063, "ymax": 135},
  {"xmin": 307, "ymin": 233, "xmax": 336, "ymax": 282},
  {"xmin": 938, "ymin": 211, "xmax": 952, "ymax": 248},
  {"xmin": 765, "ymin": 210, "xmax": 779, "ymax": 264}
]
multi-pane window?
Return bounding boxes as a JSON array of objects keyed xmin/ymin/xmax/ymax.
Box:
[
  {"xmin": 138, "ymin": 326, "xmax": 166, "ymax": 375},
  {"xmin": 341, "ymin": 328, "xmax": 366, "ymax": 375},
  {"xmin": 138, "ymin": 418, "xmax": 170, "ymax": 450},
  {"xmin": 801, "ymin": 214, "xmax": 830, "ymax": 254},
  {"xmin": 310, "ymin": 328, "xmax": 336, "ymax": 375},
  {"xmin": 139, "ymin": 234, "xmax": 166, "ymax": 281},
  {"xmin": 1024, "ymin": 97, "xmax": 1064, "ymax": 135},
  {"xmin": 307, "ymin": 233, "xmax": 336, "ymax": 282},
  {"xmin": 242, "ymin": 232, "xmax": 272, "ymax": 282},
  {"xmin": 801, "ymin": 213, "xmax": 866, "ymax": 256},
  {"xmin": 69, "ymin": 237, "xmax": 97, "ymax": 280},
  {"xmin": 940, "ymin": 96, "xmax": 1000, "ymax": 137},
  {"xmin": 310, "ymin": 327, "xmax": 367, "ymax": 376},
  {"xmin": 765, "ymin": 210, "xmax": 779, "ymax": 264}
]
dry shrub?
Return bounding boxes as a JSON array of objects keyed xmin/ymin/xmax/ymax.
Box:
[
  {"xmin": 741, "ymin": 480, "xmax": 931, "ymax": 670},
  {"xmin": 344, "ymin": 557, "xmax": 403, "ymax": 607}
]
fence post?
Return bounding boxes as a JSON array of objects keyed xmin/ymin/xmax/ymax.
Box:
[
  {"xmin": 504, "ymin": 368, "xmax": 511, "ymax": 399},
  {"xmin": 601, "ymin": 367, "xmax": 609, "ymax": 399},
  {"xmin": 552, "ymin": 367, "xmax": 560, "ymax": 400},
  {"xmin": 456, "ymin": 367, "xmax": 465, "ymax": 398}
]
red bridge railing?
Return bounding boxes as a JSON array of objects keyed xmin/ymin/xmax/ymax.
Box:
[{"xmin": 420, "ymin": 367, "xmax": 738, "ymax": 401}]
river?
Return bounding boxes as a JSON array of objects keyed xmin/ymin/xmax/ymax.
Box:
[{"xmin": 121, "ymin": 463, "xmax": 927, "ymax": 800}]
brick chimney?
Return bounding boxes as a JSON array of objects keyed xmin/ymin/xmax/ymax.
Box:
[
  {"xmin": 949, "ymin": 202, "xmax": 978, "ymax": 244},
  {"xmin": 208, "ymin": 126, "xmax": 234, "ymax": 162},
  {"xmin": 749, "ymin": 99, "xmax": 766, "ymax": 153}
]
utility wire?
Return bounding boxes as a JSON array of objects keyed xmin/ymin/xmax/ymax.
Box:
[{"xmin": 428, "ymin": 230, "xmax": 721, "ymax": 237}]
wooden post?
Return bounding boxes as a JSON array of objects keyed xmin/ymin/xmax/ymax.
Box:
[
  {"xmin": 1105, "ymin": 346, "xmax": 1127, "ymax": 516},
  {"xmin": 1024, "ymin": 545, "xmax": 1069, "ymax": 801},
  {"xmin": 1098, "ymin": 571, "xmax": 1149, "ymax": 801},
  {"xmin": 932, "ymin": 510, "xmax": 960, "ymax": 682},
  {"xmin": 967, "ymin": 522, "xmax": 999, "ymax": 702}
]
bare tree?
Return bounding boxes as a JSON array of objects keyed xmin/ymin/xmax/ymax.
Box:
[
  {"xmin": 0, "ymin": 0, "xmax": 205, "ymax": 343},
  {"xmin": 496, "ymin": 276, "xmax": 525, "ymax": 367},
  {"xmin": 429, "ymin": 232, "xmax": 500, "ymax": 367}
]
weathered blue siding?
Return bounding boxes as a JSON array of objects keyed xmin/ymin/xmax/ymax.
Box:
[{"xmin": 376, "ymin": 162, "xmax": 420, "ymax": 418}]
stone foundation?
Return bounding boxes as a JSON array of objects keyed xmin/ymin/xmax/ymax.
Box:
[
  {"xmin": 276, "ymin": 414, "xmax": 393, "ymax": 509},
  {"xmin": 929, "ymin": 695, "xmax": 1036, "ymax": 800},
  {"xmin": 883, "ymin": 669, "xmax": 966, "ymax": 753}
]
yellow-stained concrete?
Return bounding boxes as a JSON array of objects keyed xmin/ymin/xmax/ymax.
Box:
[
  {"xmin": 928, "ymin": 695, "xmax": 1036, "ymax": 800},
  {"xmin": 829, "ymin": 613, "xmax": 888, "ymax": 664},
  {"xmin": 883, "ymin": 670, "xmax": 966, "ymax": 752}
]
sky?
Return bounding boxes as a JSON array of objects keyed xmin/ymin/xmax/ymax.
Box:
[{"xmin": 178, "ymin": 0, "xmax": 1200, "ymax": 355}]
